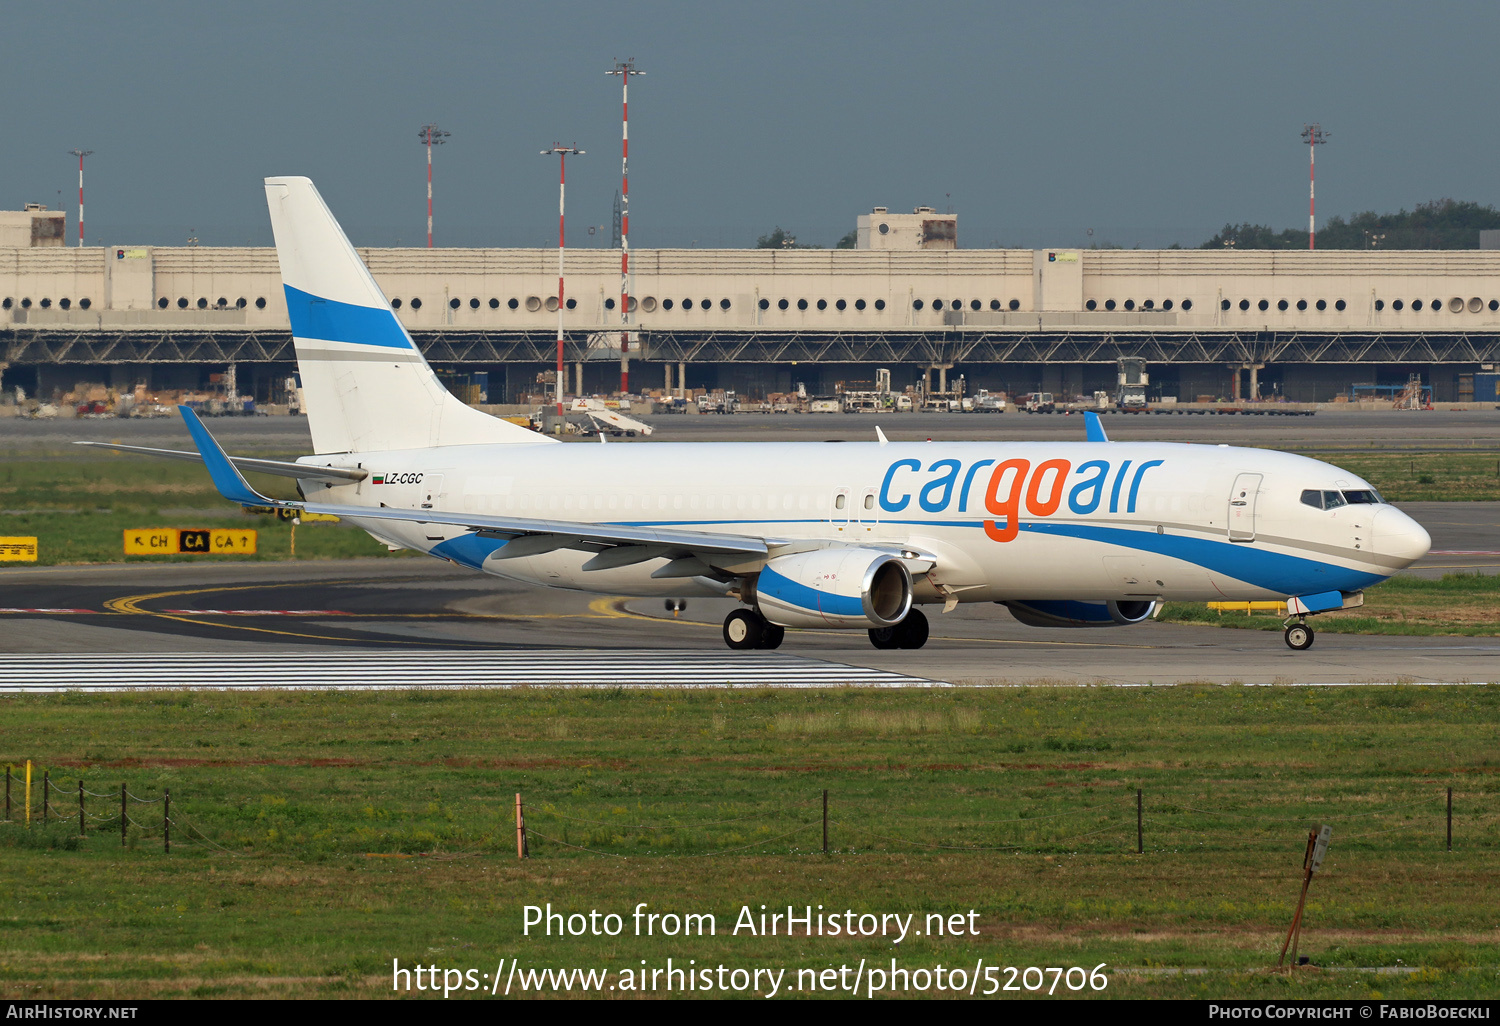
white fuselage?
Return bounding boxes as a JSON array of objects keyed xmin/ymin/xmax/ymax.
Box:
[{"xmin": 301, "ymin": 439, "xmax": 1429, "ymax": 606}]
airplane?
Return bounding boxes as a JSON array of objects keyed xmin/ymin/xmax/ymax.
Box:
[{"xmin": 85, "ymin": 177, "xmax": 1433, "ymax": 653}]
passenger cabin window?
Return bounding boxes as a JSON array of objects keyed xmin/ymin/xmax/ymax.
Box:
[
  {"xmin": 863, "ymin": 494, "xmax": 875, "ymax": 510},
  {"xmin": 834, "ymin": 494, "xmax": 846, "ymax": 510}
]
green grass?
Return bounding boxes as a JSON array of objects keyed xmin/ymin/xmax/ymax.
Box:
[
  {"xmin": 1164, "ymin": 572, "xmax": 1500, "ymax": 637},
  {"xmin": 1, "ymin": 686, "xmax": 1497, "ymax": 998},
  {"xmin": 0, "ymin": 456, "xmax": 403, "ymax": 564},
  {"xmin": 1292, "ymin": 452, "xmax": 1500, "ymax": 501}
]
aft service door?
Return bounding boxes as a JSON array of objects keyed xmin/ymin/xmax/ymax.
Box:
[{"xmin": 1227, "ymin": 473, "xmax": 1261, "ymax": 542}]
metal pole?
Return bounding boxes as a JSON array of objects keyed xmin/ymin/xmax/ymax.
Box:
[
  {"xmin": 1278, "ymin": 830, "xmax": 1317, "ymax": 968},
  {"xmin": 543, "ymin": 146, "xmax": 584, "ymax": 418},
  {"xmin": 5, "ymin": 765, "xmax": 10, "ymax": 822},
  {"xmin": 1447, "ymin": 787, "xmax": 1453, "ymax": 852},
  {"xmin": 1308, "ymin": 141, "xmax": 1315, "ymax": 250},
  {"xmin": 426, "ymin": 133, "xmax": 433, "ymax": 248},
  {"xmin": 79, "ymin": 779, "xmax": 85, "ymax": 837},
  {"xmin": 164, "ymin": 789, "xmax": 170, "ymax": 854},
  {"xmin": 25, "ymin": 761, "xmax": 31, "ymax": 828},
  {"xmin": 42, "ymin": 770, "xmax": 49, "ymax": 823},
  {"xmin": 822, "ymin": 789, "xmax": 828, "ymax": 853},
  {"xmin": 1136, "ymin": 788, "xmax": 1143, "ymax": 854},
  {"xmin": 69, "ymin": 150, "xmax": 93, "ymax": 247},
  {"xmin": 609, "ymin": 61, "xmax": 644, "ymax": 395},
  {"xmin": 120, "ymin": 782, "xmax": 126, "ymax": 847}
]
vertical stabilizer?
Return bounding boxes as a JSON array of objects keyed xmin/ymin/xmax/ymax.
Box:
[{"xmin": 264, "ymin": 176, "xmax": 552, "ymax": 453}]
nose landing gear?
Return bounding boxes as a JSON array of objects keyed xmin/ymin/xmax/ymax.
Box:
[{"xmin": 1283, "ymin": 619, "xmax": 1315, "ymax": 651}]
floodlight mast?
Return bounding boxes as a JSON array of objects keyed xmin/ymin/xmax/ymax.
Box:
[
  {"xmin": 418, "ymin": 124, "xmax": 450, "ymax": 247},
  {"xmin": 68, "ymin": 149, "xmax": 93, "ymax": 247},
  {"xmin": 1301, "ymin": 124, "xmax": 1328, "ymax": 250},
  {"xmin": 607, "ymin": 59, "xmax": 644, "ymax": 394},
  {"xmin": 542, "ymin": 145, "xmax": 584, "ymax": 417}
]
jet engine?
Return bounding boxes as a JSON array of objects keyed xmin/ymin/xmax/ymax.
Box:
[
  {"xmin": 753, "ymin": 548, "xmax": 913, "ymax": 629},
  {"xmin": 1002, "ymin": 599, "xmax": 1159, "ymax": 628}
]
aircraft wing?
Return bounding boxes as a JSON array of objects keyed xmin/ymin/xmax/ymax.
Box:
[
  {"xmin": 73, "ymin": 441, "xmax": 368, "ymax": 484},
  {"xmin": 175, "ymin": 406, "xmax": 770, "ymax": 568}
]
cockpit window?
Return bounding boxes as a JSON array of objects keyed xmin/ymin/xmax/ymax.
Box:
[
  {"xmin": 1300, "ymin": 489, "xmax": 1324, "ymax": 510},
  {"xmin": 1342, "ymin": 489, "xmax": 1383, "ymax": 505},
  {"xmin": 1323, "ymin": 490, "xmax": 1347, "ymax": 509}
]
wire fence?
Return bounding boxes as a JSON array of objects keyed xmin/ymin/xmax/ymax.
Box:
[{"xmin": 0, "ymin": 761, "xmax": 1484, "ymax": 862}]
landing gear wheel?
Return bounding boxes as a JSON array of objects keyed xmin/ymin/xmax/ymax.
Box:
[
  {"xmin": 895, "ymin": 609, "xmax": 930, "ymax": 649},
  {"xmin": 1284, "ymin": 623, "xmax": 1315, "ymax": 651},
  {"xmin": 723, "ymin": 609, "xmax": 765, "ymax": 650},
  {"xmin": 868, "ymin": 626, "xmax": 899, "ymax": 650},
  {"xmin": 757, "ymin": 623, "xmax": 785, "ymax": 650}
]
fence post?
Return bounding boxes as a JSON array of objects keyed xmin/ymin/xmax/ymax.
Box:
[
  {"xmin": 4, "ymin": 765, "xmax": 10, "ymax": 822},
  {"xmin": 164, "ymin": 789, "xmax": 170, "ymax": 854},
  {"xmin": 1137, "ymin": 788, "xmax": 1144, "ymax": 854},
  {"xmin": 1446, "ymin": 788, "xmax": 1452, "ymax": 852},
  {"xmin": 25, "ymin": 761, "xmax": 31, "ymax": 828},
  {"xmin": 120, "ymin": 782, "xmax": 127, "ymax": 847},
  {"xmin": 43, "ymin": 770, "xmax": 50, "ymax": 824},
  {"xmin": 515, "ymin": 793, "xmax": 527, "ymax": 860},
  {"xmin": 79, "ymin": 779, "xmax": 85, "ymax": 837},
  {"xmin": 822, "ymin": 789, "xmax": 828, "ymax": 854}
]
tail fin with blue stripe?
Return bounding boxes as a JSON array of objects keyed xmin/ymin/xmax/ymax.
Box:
[{"xmin": 264, "ymin": 176, "xmax": 551, "ymax": 454}]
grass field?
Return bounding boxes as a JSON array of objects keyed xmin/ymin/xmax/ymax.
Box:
[
  {"xmin": 1163, "ymin": 572, "xmax": 1500, "ymax": 638},
  {"xmin": 2, "ymin": 686, "xmax": 1497, "ymax": 999},
  {"xmin": 0, "ymin": 456, "xmax": 402, "ymax": 564},
  {"xmin": 1291, "ymin": 452, "xmax": 1500, "ymax": 502}
]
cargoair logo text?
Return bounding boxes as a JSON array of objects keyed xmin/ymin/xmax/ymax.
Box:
[
  {"xmin": 879, "ymin": 458, "xmax": 1164, "ymax": 542},
  {"xmin": 373, "ymin": 472, "xmax": 424, "ymax": 486}
]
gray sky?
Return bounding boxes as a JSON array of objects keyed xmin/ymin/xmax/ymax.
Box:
[{"xmin": 4, "ymin": 0, "xmax": 1496, "ymax": 249}]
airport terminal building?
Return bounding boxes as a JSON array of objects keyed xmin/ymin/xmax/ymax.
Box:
[{"xmin": 3, "ymin": 204, "xmax": 1499, "ymax": 406}]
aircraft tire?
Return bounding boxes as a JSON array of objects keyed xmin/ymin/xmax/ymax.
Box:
[
  {"xmin": 895, "ymin": 609, "xmax": 930, "ymax": 649},
  {"xmin": 758, "ymin": 623, "xmax": 786, "ymax": 650},
  {"xmin": 1284, "ymin": 624, "xmax": 1315, "ymax": 651},
  {"xmin": 724, "ymin": 609, "xmax": 765, "ymax": 650},
  {"xmin": 868, "ymin": 626, "xmax": 899, "ymax": 650}
]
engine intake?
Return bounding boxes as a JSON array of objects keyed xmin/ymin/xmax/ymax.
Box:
[
  {"xmin": 755, "ymin": 548, "xmax": 913, "ymax": 629},
  {"xmin": 1003, "ymin": 599, "xmax": 1159, "ymax": 628}
]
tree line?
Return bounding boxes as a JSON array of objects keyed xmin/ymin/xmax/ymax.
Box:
[{"xmin": 1201, "ymin": 199, "xmax": 1500, "ymax": 249}]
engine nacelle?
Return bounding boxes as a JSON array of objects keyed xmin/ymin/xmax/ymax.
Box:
[
  {"xmin": 754, "ymin": 548, "xmax": 913, "ymax": 629},
  {"xmin": 1003, "ymin": 599, "xmax": 1159, "ymax": 628}
]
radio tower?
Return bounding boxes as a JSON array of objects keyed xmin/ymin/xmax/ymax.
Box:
[
  {"xmin": 542, "ymin": 145, "xmax": 584, "ymax": 417},
  {"xmin": 607, "ymin": 59, "xmax": 644, "ymax": 394},
  {"xmin": 68, "ymin": 149, "xmax": 93, "ymax": 247},
  {"xmin": 418, "ymin": 124, "xmax": 450, "ymax": 247},
  {"xmin": 1301, "ymin": 124, "xmax": 1328, "ymax": 250}
]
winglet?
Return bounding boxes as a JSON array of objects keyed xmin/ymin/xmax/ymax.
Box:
[
  {"xmin": 177, "ymin": 406, "xmax": 284, "ymax": 507},
  {"xmin": 876, "ymin": 426, "xmax": 889, "ymax": 446},
  {"xmin": 1084, "ymin": 410, "xmax": 1110, "ymax": 442}
]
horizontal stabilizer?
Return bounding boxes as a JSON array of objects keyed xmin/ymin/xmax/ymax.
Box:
[{"xmin": 73, "ymin": 441, "xmax": 367, "ymax": 483}]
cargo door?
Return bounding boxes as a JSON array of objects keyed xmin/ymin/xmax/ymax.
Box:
[{"xmin": 1227, "ymin": 473, "xmax": 1262, "ymax": 542}]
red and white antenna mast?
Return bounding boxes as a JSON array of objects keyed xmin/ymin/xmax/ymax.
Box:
[
  {"xmin": 1301, "ymin": 124, "xmax": 1328, "ymax": 250},
  {"xmin": 607, "ymin": 59, "xmax": 644, "ymax": 395},
  {"xmin": 68, "ymin": 149, "xmax": 93, "ymax": 247},
  {"xmin": 542, "ymin": 144, "xmax": 584, "ymax": 417},
  {"xmin": 418, "ymin": 124, "xmax": 450, "ymax": 247}
]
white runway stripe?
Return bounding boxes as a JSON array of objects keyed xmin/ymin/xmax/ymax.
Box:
[{"xmin": 0, "ymin": 651, "xmax": 942, "ymax": 691}]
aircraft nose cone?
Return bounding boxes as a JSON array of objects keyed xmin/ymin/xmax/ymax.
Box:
[{"xmin": 1372, "ymin": 507, "xmax": 1432, "ymax": 565}]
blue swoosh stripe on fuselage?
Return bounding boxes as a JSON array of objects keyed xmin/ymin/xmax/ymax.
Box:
[
  {"xmin": 284, "ymin": 284, "xmax": 413, "ymax": 350},
  {"xmin": 422, "ymin": 514, "xmax": 1382, "ymax": 595}
]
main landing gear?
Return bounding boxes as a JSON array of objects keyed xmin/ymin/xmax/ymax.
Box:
[
  {"xmin": 722, "ymin": 609, "xmax": 785, "ymax": 650},
  {"xmin": 1283, "ymin": 619, "xmax": 1316, "ymax": 651},
  {"xmin": 868, "ymin": 609, "xmax": 930, "ymax": 650}
]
